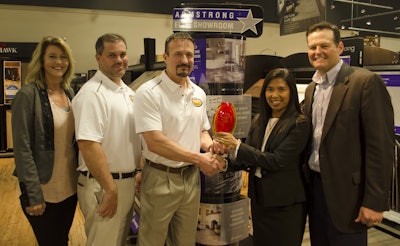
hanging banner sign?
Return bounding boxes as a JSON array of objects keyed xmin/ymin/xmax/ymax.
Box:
[
  {"xmin": 173, "ymin": 4, "xmax": 264, "ymax": 37},
  {"xmin": 278, "ymin": 0, "xmax": 325, "ymax": 36},
  {"xmin": 0, "ymin": 42, "xmax": 37, "ymax": 58}
]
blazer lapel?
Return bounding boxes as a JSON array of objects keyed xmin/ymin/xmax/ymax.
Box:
[
  {"xmin": 304, "ymin": 82, "xmax": 316, "ymax": 118},
  {"xmin": 321, "ymin": 64, "xmax": 351, "ymax": 141}
]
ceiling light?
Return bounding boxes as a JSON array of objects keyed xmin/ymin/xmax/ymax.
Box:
[
  {"xmin": 340, "ymin": 9, "xmax": 400, "ymax": 23},
  {"xmin": 348, "ymin": 27, "xmax": 400, "ymax": 36},
  {"xmin": 333, "ymin": 0, "xmax": 393, "ymax": 10},
  {"xmin": 366, "ymin": 20, "xmax": 372, "ymax": 26},
  {"xmin": 361, "ymin": 9, "xmax": 366, "ymax": 14}
]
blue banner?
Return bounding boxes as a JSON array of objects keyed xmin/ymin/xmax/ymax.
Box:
[{"xmin": 190, "ymin": 38, "xmax": 207, "ymax": 84}]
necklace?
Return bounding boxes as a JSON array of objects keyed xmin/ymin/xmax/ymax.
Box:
[
  {"xmin": 47, "ymin": 87, "xmax": 60, "ymax": 94},
  {"xmin": 47, "ymin": 88, "xmax": 69, "ymax": 107}
]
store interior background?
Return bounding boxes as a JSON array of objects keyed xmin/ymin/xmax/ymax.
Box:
[{"xmin": 1, "ymin": 1, "xmax": 400, "ymax": 245}]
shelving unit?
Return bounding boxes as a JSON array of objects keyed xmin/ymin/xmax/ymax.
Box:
[{"xmin": 378, "ymin": 139, "xmax": 400, "ymax": 238}]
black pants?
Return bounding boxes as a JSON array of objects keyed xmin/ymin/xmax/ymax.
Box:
[
  {"xmin": 22, "ymin": 194, "xmax": 77, "ymax": 246},
  {"xmin": 309, "ymin": 172, "xmax": 367, "ymax": 246},
  {"xmin": 251, "ymin": 200, "xmax": 307, "ymax": 246}
]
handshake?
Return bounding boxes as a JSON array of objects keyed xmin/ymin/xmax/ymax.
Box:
[{"xmin": 199, "ymin": 132, "xmax": 239, "ymax": 176}]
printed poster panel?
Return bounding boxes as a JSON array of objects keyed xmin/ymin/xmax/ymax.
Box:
[
  {"xmin": 376, "ymin": 71, "xmax": 400, "ymax": 135},
  {"xmin": 3, "ymin": 61, "xmax": 21, "ymax": 104},
  {"xmin": 191, "ymin": 38, "xmax": 206, "ymax": 85},
  {"xmin": 342, "ymin": 37, "xmax": 364, "ymax": 67},
  {"xmin": 193, "ymin": 37, "xmax": 246, "ymax": 95},
  {"xmin": 197, "ymin": 197, "xmax": 249, "ymax": 245},
  {"xmin": 278, "ymin": 0, "xmax": 325, "ymax": 36}
]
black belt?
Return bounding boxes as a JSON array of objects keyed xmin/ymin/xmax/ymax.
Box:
[
  {"xmin": 146, "ymin": 159, "xmax": 193, "ymax": 175},
  {"xmin": 80, "ymin": 170, "xmax": 134, "ymax": 179}
]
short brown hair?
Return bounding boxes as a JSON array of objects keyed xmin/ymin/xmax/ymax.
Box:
[
  {"xmin": 95, "ymin": 33, "xmax": 127, "ymax": 55},
  {"xmin": 306, "ymin": 21, "xmax": 341, "ymax": 46},
  {"xmin": 164, "ymin": 32, "xmax": 195, "ymax": 55}
]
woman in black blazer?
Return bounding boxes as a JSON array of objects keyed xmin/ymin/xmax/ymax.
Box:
[{"xmin": 215, "ymin": 68, "xmax": 310, "ymax": 246}]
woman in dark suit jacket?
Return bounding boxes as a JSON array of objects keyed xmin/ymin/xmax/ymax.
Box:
[{"xmin": 214, "ymin": 68, "xmax": 310, "ymax": 246}]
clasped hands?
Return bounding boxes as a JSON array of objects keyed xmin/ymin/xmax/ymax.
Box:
[
  {"xmin": 198, "ymin": 132, "xmax": 239, "ymax": 176},
  {"xmin": 199, "ymin": 152, "xmax": 226, "ymax": 176}
]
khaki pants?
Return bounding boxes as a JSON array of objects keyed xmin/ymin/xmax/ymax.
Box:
[
  {"xmin": 77, "ymin": 173, "xmax": 135, "ymax": 246},
  {"xmin": 137, "ymin": 165, "xmax": 200, "ymax": 246}
]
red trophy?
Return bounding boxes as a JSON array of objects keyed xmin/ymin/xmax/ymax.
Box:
[{"xmin": 212, "ymin": 102, "xmax": 237, "ymax": 134}]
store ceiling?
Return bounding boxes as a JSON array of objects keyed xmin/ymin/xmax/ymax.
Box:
[
  {"xmin": 327, "ymin": 0, "xmax": 400, "ymax": 38},
  {"xmin": 0, "ymin": 0, "xmax": 278, "ymax": 23}
]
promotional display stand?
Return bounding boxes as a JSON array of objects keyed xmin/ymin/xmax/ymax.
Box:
[{"xmin": 173, "ymin": 3, "xmax": 263, "ymax": 245}]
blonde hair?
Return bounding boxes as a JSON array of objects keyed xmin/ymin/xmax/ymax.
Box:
[{"xmin": 25, "ymin": 36, "xmax": 75, "ymax": 89}]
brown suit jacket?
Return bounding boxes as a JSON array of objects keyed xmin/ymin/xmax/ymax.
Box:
[{"xmin": 303, "ymin": 62, "xmax": 394, "ymax": 233}]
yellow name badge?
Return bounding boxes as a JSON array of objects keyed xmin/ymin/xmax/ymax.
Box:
[{"xmin": 192, "ymin": 97, "xmax": 203, "ymax": 107}]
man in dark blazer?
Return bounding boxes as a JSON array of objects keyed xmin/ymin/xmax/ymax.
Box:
[{"xmin": 303, "ymin": 21, "xmax": 394, "ymax": 246}]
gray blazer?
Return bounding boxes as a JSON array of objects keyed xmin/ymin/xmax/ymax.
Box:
[
  {"xmin": 12, "ymin": 82, "xmax": 75, "ymax": 207},
  {"xmin": 303, "ymin": 62, "xmax": 394, "ymax": 233}
]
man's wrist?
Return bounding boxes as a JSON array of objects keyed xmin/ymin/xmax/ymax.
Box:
[{"xmin": 134, "ymin": 168, "xmax": 143, "ymax": 176}]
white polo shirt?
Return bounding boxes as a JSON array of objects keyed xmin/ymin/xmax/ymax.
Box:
[
  {"xmin": 72, "ymin": 70, "xmax": 141, "ymax": 173},
  {"xmin": 134, "ymin": 70, "xmax": 210, "ymax": 168}
]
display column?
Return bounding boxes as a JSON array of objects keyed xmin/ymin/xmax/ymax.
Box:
[{"xmin": 173, "ymin": 3, "xmax": 263, "ymax": 245}]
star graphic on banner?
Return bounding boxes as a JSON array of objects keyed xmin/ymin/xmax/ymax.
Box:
[{"xmin": 237, "ymin": 10, "xmax": 263, "ymax": 35}]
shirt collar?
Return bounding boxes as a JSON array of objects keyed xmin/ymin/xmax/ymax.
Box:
[
  {"xmin": 160, "ymin": 70, "xmax": 194, "ymax": 93},
  {"xmin": 95, "ymin": 70, "xmax": 128, "ymax": 92},
  {"xmin": 312, "ymin": 59, "xmax": 343, "ymax": 86}
]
